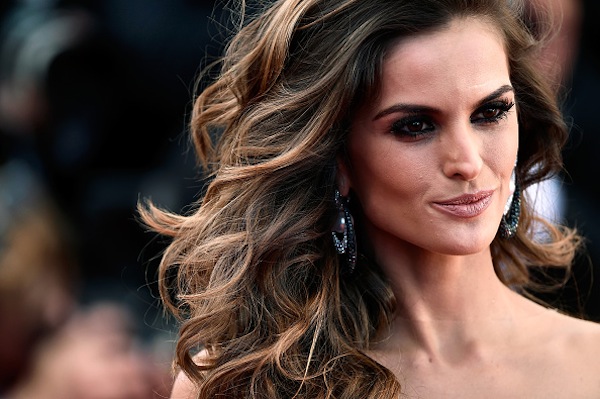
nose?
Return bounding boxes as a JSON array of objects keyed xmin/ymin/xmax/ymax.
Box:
[{"xmin": 441, "ymin": 124, "xmax": 483, "ymax": 181}]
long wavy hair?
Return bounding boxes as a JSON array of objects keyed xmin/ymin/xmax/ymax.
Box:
[{"xmin": 140, "ymin": 0, "xmax": 581, "ymax": 397}]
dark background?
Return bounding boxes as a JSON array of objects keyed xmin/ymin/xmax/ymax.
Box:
[{"xmin": 0, "ymin": 0, "xmax": 227, "ymax": 341}]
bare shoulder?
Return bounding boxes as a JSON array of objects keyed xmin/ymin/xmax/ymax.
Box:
[
  {"xmin": 556, "ymin": 311, "xmax": 600, "ymax": 356},
  {"xmin": 170, "ymin": 370, "xmax": 198, "ymax": 399},
  {"xmin": 550, "ymin": 309, "xmax": 600, "ymax": 343},
  {"xmin": 519, "ymin": 306, "xmax": 600, "ymax": 396},
  {"xmin": 169, "ymin": 350, "xmax": 210, "ymax": 399},
  {"xmin": 544, "ymin": 309, "xmax": 600, "ymax": 377}
]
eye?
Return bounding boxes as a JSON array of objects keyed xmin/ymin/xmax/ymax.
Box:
[
  {"xmin": 471, "ymin": 100, "xmax": 515, "ymax": 124},
  {"xmin": 390, "ymin": 115, "xmax": 435, "ymax": 140}
]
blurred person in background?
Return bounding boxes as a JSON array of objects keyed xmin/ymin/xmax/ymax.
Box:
[
  {"xmin": 0, "ymin": 160, "xmax": 78, "ymax": 393},
  {"xmin": 0, "ymin": 2, "xmax": 225, "ymax": 397},
  {"xmin": 0, "ymin": 0, "xmax": 221, "ymax": 330},
  {"xmin": 0, "ymin": 161, "xmax": 172, "ymax": 398}
]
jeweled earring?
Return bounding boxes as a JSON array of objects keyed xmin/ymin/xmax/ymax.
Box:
[
  {"xmin": 332, "ymin": 189, "xmax": 357, "ymax": 273},
  {"xmin": 499, "ymin": 168, "xmax": 521, "ymax": 239}
]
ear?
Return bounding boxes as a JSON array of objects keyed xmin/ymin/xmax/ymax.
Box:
[{"xmin": 336, "ymin": 154, "xmax": 351, "ymax": 197}]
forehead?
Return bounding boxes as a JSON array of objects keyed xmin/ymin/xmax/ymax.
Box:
[{"xmin": 378, "ymin": 16, "xmax": 509, "ymax": 106}]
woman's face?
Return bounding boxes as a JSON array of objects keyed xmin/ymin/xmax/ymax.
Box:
[{"xmin": 338, "ymin": 17, "xmax": 518, "ymax": 259}]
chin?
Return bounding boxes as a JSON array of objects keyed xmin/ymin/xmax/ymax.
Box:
[{"xmin": 433, "ymin": 233, "xmax": 496, "ymax": 256}]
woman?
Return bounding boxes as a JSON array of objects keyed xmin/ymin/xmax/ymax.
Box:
[{"xmin": 141, "ymin": 0, "xmax": 600, "ymax": 397}]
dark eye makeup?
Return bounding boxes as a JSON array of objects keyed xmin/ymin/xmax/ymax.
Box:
[
  {"xmin": 470, "ymin": 100, "xmax": 515, "ymax": 124},
  {"xmin": 389, "ymin": 98, "xmax": 515, "ymax": 141}
]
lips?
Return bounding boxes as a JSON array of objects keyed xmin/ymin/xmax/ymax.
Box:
[{"xmin": 433, "ymin": 190, "xmax": 494, "ymax": 218}]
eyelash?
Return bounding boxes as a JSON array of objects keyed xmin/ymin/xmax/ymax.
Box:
[{"xmin": 390, "ymin": 100, "xmax": 515, "ymax": 140}]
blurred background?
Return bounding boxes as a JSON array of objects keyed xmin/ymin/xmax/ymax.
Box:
[
  {"xmin": 0, "ymin": 0, "xmax": 224, "ymax": 396},
  {"xmin": 0, "ymin": 0, "xmax": 598, "ymax": 397}
]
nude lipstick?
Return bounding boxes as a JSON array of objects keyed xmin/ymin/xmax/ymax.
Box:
[{"xmin": 433, "ymin": 190, "xmax": 494, "ymax": 218}]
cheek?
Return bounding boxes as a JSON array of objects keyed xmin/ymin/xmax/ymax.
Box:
[
  {"xmin": 483, "ymin": 124, "xmax": 518, "ymax": 178},
  {"xmin": 487, "ymin": 144, "xmax": 516, "ymax": 177},
  {"xmin": 348, "ymin": 144, "xmax": 426, "ymax": 214}
]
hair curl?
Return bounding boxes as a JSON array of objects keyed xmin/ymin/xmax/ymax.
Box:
[{"xmin": 140, "ymin": 0, "xmax": 581, "ymax": 397}]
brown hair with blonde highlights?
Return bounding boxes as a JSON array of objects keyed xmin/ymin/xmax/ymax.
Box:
[{"xmin": 140, "ymin": 0, "xmax": 581, "ymax": 397}]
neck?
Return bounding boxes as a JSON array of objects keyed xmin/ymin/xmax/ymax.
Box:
[{"xmin": 373, "ymin": 242, "xmax": 528, "ymax": 364}]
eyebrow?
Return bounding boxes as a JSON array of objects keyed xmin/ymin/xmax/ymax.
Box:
[{"xmin": 372, "ymin": 84, "xmax": 514, "ymax": 121}]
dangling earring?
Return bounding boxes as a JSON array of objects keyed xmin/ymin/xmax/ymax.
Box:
[
  {"xmin": 332, "ymin": 189, "xmax": 357, "ymax": 273},
  {"xmin": 499, "ymin": 168, "xmax": 521, "ymax": 239}
]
